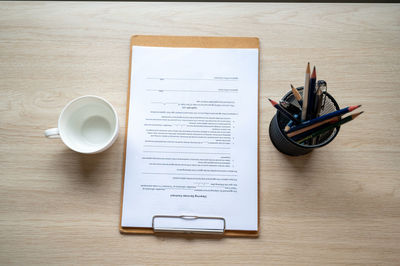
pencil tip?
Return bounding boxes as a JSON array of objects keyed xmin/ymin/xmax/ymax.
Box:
[
  {"xmin": 306, "ymin": 63, "xmax": 310, "ymax": 73},
  {"xmin": 311, "ymin": 66, "xmax": 316, "ymax": 78},
  {"xmin": 268, "ymin": 98, "xmax": 277, "ymax": 106},
  {"xmin": 353, "ymin": 111, "xmax": 363, "ymax": 119},
  {"xmin": 290, "ymin": 84, "xmax": 294, "ymax": 89},
  {"xmin": 349, "ymin": 105, "xmax": 361, "ymax": 112}
]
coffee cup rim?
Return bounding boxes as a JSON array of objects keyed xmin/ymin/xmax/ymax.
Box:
[{"xmin": 58, "ymin": 95, "xmax": 119, "ymax": 154}]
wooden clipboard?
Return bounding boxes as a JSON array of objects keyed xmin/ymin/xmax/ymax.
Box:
[{"xmin": 120, "ymin": 35, "xmax": 260, "ymax": 237}]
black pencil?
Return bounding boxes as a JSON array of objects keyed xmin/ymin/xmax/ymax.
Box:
[
  {"xmin": 297, "ymin": 111, "xmax": 364, "ymax": 144},
  {"xmin": 307, "ymin": 66, "xmax": 317, "ymax": 120},
  {"xmin": 268, "ymin": 98, "xmax": 301, "ymax": 124}
]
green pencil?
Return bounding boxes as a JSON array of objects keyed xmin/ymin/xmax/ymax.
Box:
[{"xmin": 297, "ymin": 111, "xmax": 363, "ymax": 144}]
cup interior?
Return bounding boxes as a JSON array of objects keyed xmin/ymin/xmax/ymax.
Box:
[{"xmin": 59, "ymin": 96, "xmax": 118, "ymax": 153}]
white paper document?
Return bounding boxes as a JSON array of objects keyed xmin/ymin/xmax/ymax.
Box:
[{"xmin": 121, "ymin": 46, "xmax": 258, "ymax": 231}]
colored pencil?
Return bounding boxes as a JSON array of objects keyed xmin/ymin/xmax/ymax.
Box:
[
  {"xmin": 268, "ymin": 98, "xmax": 301, "ymax": 124},
  {"xmin": 287, "ymin": 116, "xmax": 340, "ymax": 138},
  {"xmin": 307, "ymin": 66, "xmax": 317, "ymax": 120},
  {"xmin": 290, "ymin": 84, "xmax": 302, "ymax": 106},
  {"xmin": 301, "ymin": 63, "xmax": 310, "ymax": 121},
  {"xmin": 297, "ymin": 112, "xmax": 363, "ymax": 144},
  {"xmin": 286, "ymin": 104, "xmax": 361, "ymax": 133},
  {"xmin": 284, "ymin": 114, "xmax": 299, "ymax": 132}
]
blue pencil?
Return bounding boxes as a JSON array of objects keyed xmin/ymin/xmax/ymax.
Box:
[{"xmin": 286, "ymin": 104, "xmax": 361, "ymax": 133}]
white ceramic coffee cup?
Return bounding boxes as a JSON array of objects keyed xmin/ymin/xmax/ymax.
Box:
[{"xmin": 45, "ymin": 95, "xmax": 119, "ymax": 154}]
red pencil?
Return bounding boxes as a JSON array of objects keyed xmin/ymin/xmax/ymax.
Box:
[{"xmin": 269, "ymin": 98, "xmax": 301, "ymax": 124}]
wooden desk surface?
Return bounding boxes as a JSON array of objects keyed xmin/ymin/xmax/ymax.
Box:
[{"xmin": 1, "ymin": 2, "xmax": 399, "ymax": 265}]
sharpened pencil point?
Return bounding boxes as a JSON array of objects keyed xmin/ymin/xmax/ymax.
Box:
[
  {"xmin": 290, "ymin": 84, "xmax": 302, "ymax": 102},
  {"xmin": 352, "ymin": 111, "xmax": 363, "ymax": 119},
  {"xmin": 311, "ymin": 66, "xmax": 316, "ymax": 78},
  {"xmin": 268, "ymin": 98, "xmax": 278, "ymax": 106},
  {"xmin": 306, "ymin": 62, "xmax": 310, "ymax": 73},
  {"xmin": 348, "ymin": 105, "xmax": 362, "ymax": 112}
]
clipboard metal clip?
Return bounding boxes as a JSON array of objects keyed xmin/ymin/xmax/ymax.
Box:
[{"xmin": 152, "ymin": 215, "xmax": 226, "ymax": 234}]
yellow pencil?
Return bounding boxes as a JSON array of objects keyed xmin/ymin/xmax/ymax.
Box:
[
  {"xmin": 290, "ymin": 84, "xmax": 302, "ymax": 103},
  {"xmin": 287, "ymin": 116, "xmax": 339, "ymax": 138}
]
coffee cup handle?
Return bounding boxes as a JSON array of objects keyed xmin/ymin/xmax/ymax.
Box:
[{"xmin": 45, "ymin": 128, "xmax": 60, "ymax": 138}]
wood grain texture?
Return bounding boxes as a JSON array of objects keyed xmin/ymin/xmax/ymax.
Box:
[{"xmin": 0, "ymin": 2, "xmax": 399, "ymax": 265}]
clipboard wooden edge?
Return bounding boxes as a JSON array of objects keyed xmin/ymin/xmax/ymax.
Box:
[{"xmin": 120, "ymin": 35, "xmax": 260, "ymax": 238}]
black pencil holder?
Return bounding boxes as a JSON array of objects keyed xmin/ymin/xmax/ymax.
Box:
[{"xmin": 269, "ymin": 87, "xmax": 340, "ymax": 156}]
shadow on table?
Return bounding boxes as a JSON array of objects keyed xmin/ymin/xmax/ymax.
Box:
[
  {"xmin": 278, "ymin": 150, "xmax": 316, "ymax": 174},
  {"xmin": 54, "ymin": 146, "xmax": 118, "ymax": 186}
]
